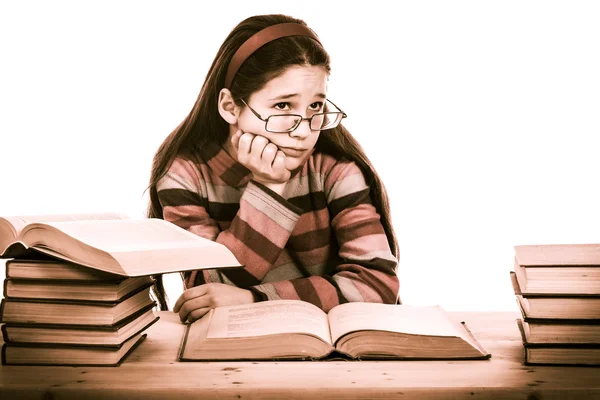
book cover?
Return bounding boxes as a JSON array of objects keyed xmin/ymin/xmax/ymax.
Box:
[
  {"xmin": 1, "ymin": 305, "xmax": 159, "ymax": 347},
  {"xmin": 0, "ymin": 333, "xmax": 147, "ymax": 366},
  {"xmin": 516, "ymin": 319, "xmax": 600, "ymax": 366}
]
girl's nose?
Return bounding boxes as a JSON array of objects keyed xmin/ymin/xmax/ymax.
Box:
[{"xmin": 289, "ymin": 118, "xmax": 313, "ymax": 138}]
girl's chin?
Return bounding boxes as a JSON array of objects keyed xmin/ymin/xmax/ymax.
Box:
[{"xmin": 284, "ymin": 158, "xmax": 303, "ymax": 171}]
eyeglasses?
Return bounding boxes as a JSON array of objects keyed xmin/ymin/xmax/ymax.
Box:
[{"xmin": 240, "ymin": 98, "xmax": 347, "ymax": 133}]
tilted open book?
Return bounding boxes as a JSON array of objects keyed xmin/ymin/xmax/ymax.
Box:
[
  {"xmin": 0, "ymin": 212, "xmax": 127, "ymax": 255},
  {"xmin": 178, "ymin": 300, "xmax": 491, "ymax": 361},
  {"xmin": 0, "ymin": 212, "xmax": 242, "ymax": 277}
]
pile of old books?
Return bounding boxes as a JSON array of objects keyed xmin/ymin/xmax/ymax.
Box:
[
  {"xmin": 0, "ymin": 256, "xmax": 158, "ymax": 366},
  {"xmin": 511, "ymin": 243, "xmax": 600, "ymax": 366},
  {"xmin": 0, "ymin": 212, "xmax": 243, "ymax": 366}
]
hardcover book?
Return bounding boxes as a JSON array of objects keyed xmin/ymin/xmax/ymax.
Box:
[
  {"xmin": 513, "ymin": 244, "xmax": 600, "ymax": 295},
  {"xmin": 0, "ymin": 286, "xmax": 155, "ymax": 326},
  {"xmin": 1, "ymin": 304, "xmax": 158, "ymax": 347},
  {"xmin": 510, "ymin": 272, "xmax": 600, "ymax": 320},
  {"xmin": 178, "ymin": 300, "xmax": 491, "ymax": 361},
  {"xmin": 3, "ymin": 276, "xmax": 154, "ymax": 302},
  {"xmin": 517, "ymin": 319, "xmax": 600, "ymax": 366},
  {"xmin": 0, "ymin": 216, "xmax": 243, "ymax": 277},
  {"xmin": 1, "ymin": 332, "xmax": 147, "ymax": 366}
]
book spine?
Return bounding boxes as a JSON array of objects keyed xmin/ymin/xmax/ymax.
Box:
[
  {"xmin": 4, "ymin": 282, "xmax": 153, "ymax": 306},
  {"xmin": 177, "ymin": 323, "xmax": 192, "ymax": 361},
  {"xmin": 0, "ymin": 334, "xmax": 147, "ymax": 366},
  {"xmin": 114, "ymin": 334, "xmax": 147, "ymax": 366},
  {"xmin": 0, "ymin": 324, "xmax": 9, "ymax": 343},
  {"xmin": 0, "ymin": 343, "xmax": 6, "ymax": 365},
  {"xmin": 460, "ymin": 321, "xmax": 491, "ymax": 358},
  {"xmin": 0, "ymin": 299, "xmax": 5, "ymax": 322},
  {"xmin": 5, "ymin": 277, "xmax": 125, "ymax": 285}
]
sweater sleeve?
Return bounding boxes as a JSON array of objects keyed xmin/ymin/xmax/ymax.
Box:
[
  {"xmin": 249, "ymin": 159, "xmax": 400, "ymax": 312},
  {"xmin": 156, "ymin": 157, "xmax": 303, "ymax": 288}
]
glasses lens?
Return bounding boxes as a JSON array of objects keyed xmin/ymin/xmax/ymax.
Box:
[
  {"xmin": 311, "ymin": 113, "xmax": 343, "ymax": 130},
  {"xmin": 266, "ymin": 115, "xmax": 300, "ymax": 132}
]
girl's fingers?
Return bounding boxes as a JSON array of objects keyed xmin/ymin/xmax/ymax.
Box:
[
  {"xmin": 237, "ymin": 132, "xmax": 254, "ymax": 158},
  {"xmin": 173, "ymin": 286, "xmax": 208, "ymax": 319},
  {"xmin": 262, "ymin": 143, "xmax": 278, "ymax": 165},
  {"xmin": 173, "ymin": 289, "xmax": 195, "ymax": 312},
  {"xmin": 186, "ymin": 307, "xmax": 213, "ymax": 323},
  {"xmin": 233, "ymin": 132, "xmax": 290, "ymax": 183},
  {"xmin": 272, "ymin": 150, "xmax": 287, "ymax": 172},
  {"xmin": 250, "ymin": 135, "xmax": 268, "ymax": 159},
  {"xmin": 177, "ymin": 295, "xmax": 209, "ymax": 322}
]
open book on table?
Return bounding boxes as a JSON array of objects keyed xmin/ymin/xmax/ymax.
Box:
[
  {"xmin": 178, "ymin": 300, "xmax": 491, "ymax": 361},
  {"xmin": 0, "ymin": 212, "xmax": 242, "ymax": 277},
  {"xmin": 0, "ymin": 212, "xmax": 127, "ymax": 254}
]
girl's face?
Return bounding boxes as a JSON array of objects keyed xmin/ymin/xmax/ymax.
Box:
[{"xmin": 231, "ymin": 65, "xmax": 329, "ymax": 172}]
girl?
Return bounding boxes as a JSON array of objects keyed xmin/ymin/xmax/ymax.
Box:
[{"xmin": 147, "ymin": 14, "xmax": 400, "ymax": 323}]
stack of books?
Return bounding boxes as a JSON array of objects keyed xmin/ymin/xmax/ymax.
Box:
[
  {"xmin": 511, "ymin": 243, "xmax": 600, "ymax": 366},
  {"xmin": 0, "ymin": 256, "xmax": 158, "ymax": 366},
  {"xmin": 0, "ymin": 212, "xmax": 243, "ymax": 366}
]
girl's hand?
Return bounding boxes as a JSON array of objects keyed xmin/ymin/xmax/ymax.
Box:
[
  {"xmin": 231, "ymin": 130, "xmax": 291, "ymax": 185},
  {"xmin": 173, "ymin": 283, "xmax": 255, "ymax": 323}
]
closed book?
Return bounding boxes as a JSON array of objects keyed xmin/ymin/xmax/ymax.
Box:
[
  {"xmin": 513, "ymin": 244, "xmax": 600, "ymax": 295},
  {"xmin": 3, "ymin": 276, "xmax": 154, "ymax": 302},
  {"xmin": 510, "ymin": 272, "xmax": 600, "ymax": 320},
  {"xmin": 1, "ymin": 304, "xmax": 158, "ymax": 347},
  {"xmin": 0, "ymin": 286, "xmax": 154, "ymax": 326},
  {"xmin": 520, "ymin": 318, "xmax": 600, "ymax": 344},
  {"xmin": 516, "ymin": 319, "xmax": 600, "ymax": 366},
  {"xmin": 1, "ymin": 332, "xmax": 146, "ymax": 366},
  {"xmin": 515, "ymin": 243, "xmax": 600, "ymax": 266},
  {"xmin": 5, "ymin": 258, "xmax": 125, "ymax": 281}
]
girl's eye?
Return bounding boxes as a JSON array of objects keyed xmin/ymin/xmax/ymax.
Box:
[
  {"xmin": 273, "ymin": 101, "xmax": 324, "ymax": 111},
  {"xmin": 310, "ymin": 102, "xmax": 324, "ymax": 111}
]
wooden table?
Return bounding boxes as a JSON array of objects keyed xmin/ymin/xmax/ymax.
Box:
[{"xmin": 1, "ymin": 311, "xmax": 599, "ymax": 399}]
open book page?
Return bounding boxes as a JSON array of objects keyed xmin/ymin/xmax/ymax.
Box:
[
  {"xmin": 206, "ymin": 300, "xmax": 332, "ymax": 345},
  {"xmin": 328, "ymin": 303, "xmax": 463, "ymax": 345},
  {"xmin": 0, "ymin": 212, "xmax": 128, "ymax": 256},
  {"xmin": 36, "ymin": 219, "xmax": 222, "ymax": 252},
  {"xmin": 28, "ymin": 219, "xmax": 242, "ymax": 275},
  {"xmin": 2, "ymin": 212, "xmax": 128, "ymax": 237}
]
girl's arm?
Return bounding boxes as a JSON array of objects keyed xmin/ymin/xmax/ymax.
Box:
[
  {"xmin": 157, "ymin": 157, "xmax": 302, "ymax": 289},
  {"xmin": 248, "ymin": 158, "xmax": 400, "ymax": 312}
]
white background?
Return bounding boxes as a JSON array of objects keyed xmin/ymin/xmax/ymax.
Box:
[{"xmin": 1, "ymin": 1, "xmax": 599, "ymax": 311}]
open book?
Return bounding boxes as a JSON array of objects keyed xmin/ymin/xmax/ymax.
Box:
[
  {"xmin": 0, "ymin": 213, "xmax": 242, "ymax": 277},
  {"xmin": 178, "ymin": 300, "xmax": 491, "ymax": 361},
  {"xmin": 0, "ymin": 212, "xmax": 128, "ymax": 255}
]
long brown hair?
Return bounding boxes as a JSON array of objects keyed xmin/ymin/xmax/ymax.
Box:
[{"xmin": 147, "ymin": 14, "xmax": 399, "ymax": 310}]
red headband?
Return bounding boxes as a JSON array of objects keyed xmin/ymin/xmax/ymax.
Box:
[{"xmin": 224, "ymin": 22, "xmax": 322, "ymax": 89}]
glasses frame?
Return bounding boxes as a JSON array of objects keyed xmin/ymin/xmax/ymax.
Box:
[{"xmin": 239, "ymin": 98, "xmax": 347, "ymax": 133}]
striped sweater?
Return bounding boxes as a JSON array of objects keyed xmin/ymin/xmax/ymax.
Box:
[{"xmin": 156, "ymin": 141, "xmax": 399, "ymax": 312}]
